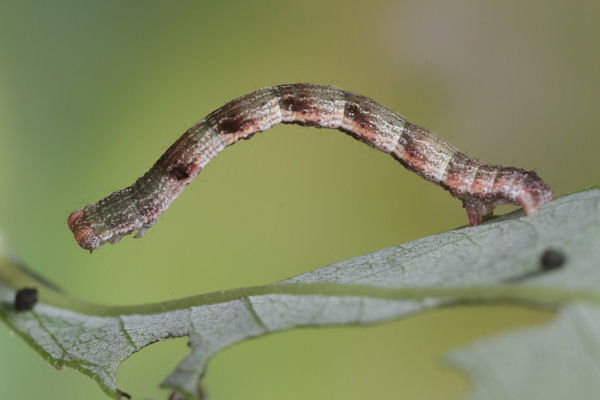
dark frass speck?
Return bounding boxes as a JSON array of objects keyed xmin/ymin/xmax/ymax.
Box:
[{"xmin": 14, "ymin": 287, "xmax": 38, "ymax": 311}]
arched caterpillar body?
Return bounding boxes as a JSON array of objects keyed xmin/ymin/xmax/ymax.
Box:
[{"xmin": 68, "ymin": 83, "xmax": 553, "ymax": 251}]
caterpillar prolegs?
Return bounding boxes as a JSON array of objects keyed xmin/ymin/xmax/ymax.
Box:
[{"xmin": 68, "ymin": 84, "xmax": 554, "ymax": 251}]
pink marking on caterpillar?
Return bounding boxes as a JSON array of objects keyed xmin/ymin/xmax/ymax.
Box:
[{"xmin": 68, "ymin": 84, "xmax": 553, "ymax": 251}]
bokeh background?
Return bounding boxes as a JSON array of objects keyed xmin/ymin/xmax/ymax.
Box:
[{"xmin": 1, "ymin": 1, "xmax": 598, "ymax": 399}]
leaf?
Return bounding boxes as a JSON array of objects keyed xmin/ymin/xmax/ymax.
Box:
[
  {"xmin": 448, "ymin": 303, "xmax": 600, "ymax": 400},
  {"xmin": 0, "ymin": 188, "xmax": 599, "ymax": 399}
]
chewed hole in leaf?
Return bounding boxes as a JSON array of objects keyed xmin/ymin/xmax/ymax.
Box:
[{"xmin": 117, "ymin": 337, "xmax": 189, "ymax": 399}]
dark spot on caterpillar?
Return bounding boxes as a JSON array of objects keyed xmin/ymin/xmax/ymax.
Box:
[
  {"xmin": 218, "ymin": 116, "xmax": 247, "ymax": 134},
  {"xmin": 14, "ymin": 287, "xmax": 38, "ymax": 311},
  {"xmin": 540, "ymin": 248, "xmax": 566, "ymax": 271},
  {"xmin": 170, "ymin": 165, "xmax": 190, "ymax": 181},
  {"xmin": 279, "ymin": 94, "xmax": 313, "ymax": 114},
  {"xmin": 343, "ymin": 102, "xmax": 373, "ymax": 129}
]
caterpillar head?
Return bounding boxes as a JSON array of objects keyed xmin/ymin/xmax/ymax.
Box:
[{"xmin": 67, "ymin": 209, "xmax": 105, "ymax": 252}]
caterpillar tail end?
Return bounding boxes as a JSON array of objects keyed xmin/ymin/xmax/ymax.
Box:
[
  {"xmin": 463, "ymin": 171, "xmax": 554, "ymax": 226},
  {"xmin": 67, "ymin": 209, "xmax": 105, "ymax": 252},
  {"xmin": 517, "ymin": 174, "xmax": 555, "ymax": 216}
]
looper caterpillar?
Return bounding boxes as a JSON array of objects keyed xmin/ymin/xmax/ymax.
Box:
[{"xmin": 68, "ymin": 84, "xmax": 553, "ymax": 251}]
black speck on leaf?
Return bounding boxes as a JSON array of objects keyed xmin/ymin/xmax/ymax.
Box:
[
  {"xmin": 14, "ymin": 287, "xmax": 38, "ymax": 311},
  {"xmin": 540, "ymin": 249, "xmax": 566, "ymax": 271}
]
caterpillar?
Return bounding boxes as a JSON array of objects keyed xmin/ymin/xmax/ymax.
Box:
[{"xmin": 68, "ymin": 83, "xmax": 553, "ymax": 251}]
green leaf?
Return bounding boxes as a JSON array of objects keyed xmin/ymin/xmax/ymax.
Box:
[
  {"xmin": 448, "ymin": 303, "xmax": 600, "ymax": 399},
  {"xmin": 0, "ymin": 188, "xmax": 598, "ymax": 399}
]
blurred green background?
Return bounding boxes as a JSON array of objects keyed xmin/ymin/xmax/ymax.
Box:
[{"xmin": 1, "ymin": 1, "xmax": 598, "ymax": 399}]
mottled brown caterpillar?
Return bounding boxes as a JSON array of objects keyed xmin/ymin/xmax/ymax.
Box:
[{"xmin": 68, "ymin": 84, "xmax": 553, "ymax": 251}]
